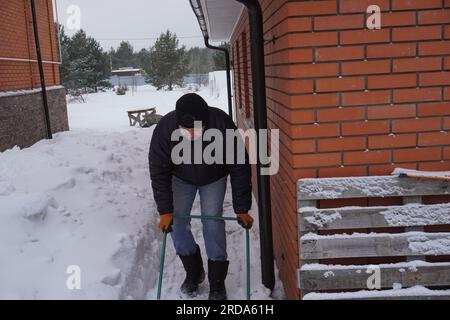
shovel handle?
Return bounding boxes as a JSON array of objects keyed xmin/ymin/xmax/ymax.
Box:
[
  {"xmin": 246, "ymin": 228, "xmax": 251, "ymax": 300},
  {"xmin": 156, "ymin": 231, "xmax": 168, "ymax": 300}
]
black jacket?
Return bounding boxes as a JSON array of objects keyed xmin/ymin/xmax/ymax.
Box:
[{"xmin": 148, "ymin": 107, "xmax": 252, "ymax": 215}]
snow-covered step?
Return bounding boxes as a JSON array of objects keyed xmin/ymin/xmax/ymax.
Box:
[
  {"xmin": 302, "ymin": 286, "xmax": 450, "ymax": 300},
  {"xmin": 300, "ymin": 231, "xmax": 450, "ymax": 260},
  {"xmin": 299, "ymin": 203, "xmax": 450, "ymax": 231},
  {"xmin": 297, "ymin": 174, "xmax": 450, "ymax": 201},
  {"xmin": 298, "ymin": 261, "xmax": 450, "ymax": 292}
]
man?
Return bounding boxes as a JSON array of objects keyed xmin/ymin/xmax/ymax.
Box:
[{"xmin": 149, "ymin": 93, "xmax": 253, "ymax": 300}]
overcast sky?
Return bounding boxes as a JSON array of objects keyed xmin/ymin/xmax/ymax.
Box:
[{"xmin": 55, "ymin": 0, "xmax": 205, "ymax": 51}]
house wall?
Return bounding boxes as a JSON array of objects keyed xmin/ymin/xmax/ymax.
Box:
[
  {"xmin": 230, "ymin": 0, "xmax": 450, "ymax": 299},
  {"xmin": 0, "ymin": 0, "xmax": 68, "ymax": 151},
  {"xmin": 0, "ymin": 0, "xmax": 60, "ymax": 90},
  {"xmin": 0, "ymin": 87, "xmax": 68, "ymax": 150}
]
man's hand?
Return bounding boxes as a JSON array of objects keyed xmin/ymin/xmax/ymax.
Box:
[
  {"xmin": 159, "ymin": 213, "xmax": 173, "ymax": 233},
  {"xmin": 236, "ymin": 213, "xmax": 254, "ymax": 229}
]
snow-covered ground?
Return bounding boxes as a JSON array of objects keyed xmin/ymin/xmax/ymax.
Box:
[
  {"xmin": 0, "ymin": 72, "xmax": 283, "ymax": 299},
  {"xmin": 68, "ymin": 73, "xmax": 228, "ymax": 130}
]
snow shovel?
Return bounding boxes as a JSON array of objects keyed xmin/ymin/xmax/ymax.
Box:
[{"xmin": 156, "ymin": 214, "xmax": 251, "ymax": 300}]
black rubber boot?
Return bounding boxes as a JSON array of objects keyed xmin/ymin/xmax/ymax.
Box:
[
  {"xmin": 179, "ymin": 245, "xmax": 205, "ymax": 297},
  {"xmin": 208, "ymin": 259, "xmax": 229, "ymax": 300}
]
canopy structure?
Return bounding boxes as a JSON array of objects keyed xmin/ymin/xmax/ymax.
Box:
[{"xmin": 190, "ymin": 0, "xmax": 244, "ymax": 42}]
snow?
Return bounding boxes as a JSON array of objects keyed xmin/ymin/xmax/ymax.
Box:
[
  {"xmin": 301, "ymin": 262, "xmax": 450, "ymax": 299},
  {"xmin": 392, "ymin": 168, "xmax": 450, "ymax": 179},
  {"xmin": 303, "ymin": 285, "xmax": 450, "ymax": 300},
  {"xmin": 299, "ymin": 203, "xmax": 450, "ymax": 227},
  {"xmin": 112, "ymin": 68, "xmax": 141, "ymax": 73},
  {"xmin": 408, "ymin": 234, "xmax": 450, "ymax": 256},
  {"xmin": 382, "ymin": 203, "xmax": 450, "ymax": 226},
  {"xmin": 298, "ymin": 175, "xmax": 418, "ymax": 199},
  {"xmin": 0, "ymin": 85, "xmax": 64, "ymax": 98},
  {"xmin": 301, "ymin": 260, "xmax": 450, "ymax": 271},
  {"xmin": 301, "ymin": 231, "xmax": 450, "ymax": 258},
  {"xmin": 208, "ymin": 71, "xmax": 228, "ymax": 101},
  {"xmin": 302, "ymin": 210, "xmax": 342, "ymax": 228},
  {"xmin": 67, "ymin": 81, "xmax": 228, "ymax": 130},
  {"xmin": 302, "ymin": 230, "xmax": 450, "ymax": 242},
  {"xmin": 0, "ymin": 129, "xmax": 155, "ymax": 299},
  {"xmin": 0, "ymin": 73, "xmax": 283, "ymax": 299}
]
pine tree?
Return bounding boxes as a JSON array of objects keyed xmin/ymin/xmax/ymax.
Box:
[
  {"xmin": 58, "ymin": 25, "xmax": 73, "ymax": 87},
  {"xmin": 212, "ymin": 43, "xmax": 229, "ymax": 71},
  {"xmin": 60, "ymin": 29, "xmax": 110, "ymax": 94},
  {"xmin": 135, "ymin": 48, "xmax": 151, "ymax": 76},
  {"xmin": 187, "ymin": 47, "xmax": 213, "ymax": 74},
  {"xmin": 145, "ymin": 30, "xmax": 189, "ymax": 91},
  {"xmin": 111, "ymin": 41, "xmax": 136, "ymax": 69}
]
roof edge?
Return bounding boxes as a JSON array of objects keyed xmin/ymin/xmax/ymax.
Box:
[{"xmin": 189, "ymin": 0, "xmax": 209, "ymax": 39}]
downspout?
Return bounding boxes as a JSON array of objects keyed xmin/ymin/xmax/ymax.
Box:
[
  {"xmin": 204, "ymin": 36, "xmax": 233, "ymax": 119},
  {"xmin": 234, "ymin": 0, "xmax": 275, "ymax": 291},
  {"xmin": 30, "ymin": 0, "xmax": 52, "ymax": 139}
]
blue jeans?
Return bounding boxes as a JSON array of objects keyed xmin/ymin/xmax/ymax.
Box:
[{"xmin": 171, "ymin": 175, "xmax": 228, "ymax": 261}]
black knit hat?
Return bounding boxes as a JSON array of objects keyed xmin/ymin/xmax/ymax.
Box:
[{"xmin": 175, "ymin": 93, "xmax": 209, "ymax": 128}]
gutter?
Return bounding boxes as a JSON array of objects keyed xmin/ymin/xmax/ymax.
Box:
[
  {"xmin": 204, "ymin": 36, "xmax": 233, "ymax": 119},
  {"xmin": 190, "ymin": 0, "xmax": 275, "ymax": 291},
  {"xmin": 30, "ymin": 0, "xmax": 53, "ymax": 139}
]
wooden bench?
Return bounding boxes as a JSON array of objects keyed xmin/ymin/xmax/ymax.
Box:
[
  {"xmin": 127, "ymin": 108, "xmax": 156, "ymax": 127},
  {"xmin": 297, "ymin": 174, "xmax": 450, "ymax": 300}
]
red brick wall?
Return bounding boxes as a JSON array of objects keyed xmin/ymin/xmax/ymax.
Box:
[
  {"xmin": 0, "ymin": 0, "xmax": 60, "ymax": 91},
  {"xmin": 231, "ymin": 0, "xmax": 450, "ymax": 299}
]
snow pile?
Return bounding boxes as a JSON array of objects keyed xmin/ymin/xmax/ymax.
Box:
[
  {"xmin": 303, "ymin": 285, "xmax": 450, "ymax": 300},
  {"xmin": 0, "ymin": 129, "xmax": 157, "ymax": 299}
]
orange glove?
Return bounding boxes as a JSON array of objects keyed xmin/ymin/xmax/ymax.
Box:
[
  {"xmin": 159, "ymin": 213, "xmax": 173, "ymax": 233},
  {"xmin": 237, "ymin": 213, "xmax": 254, "ymax": 229}
]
